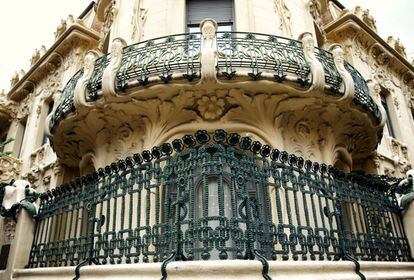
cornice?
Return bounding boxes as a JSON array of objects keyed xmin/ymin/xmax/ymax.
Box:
[
  {"xmin": 8, "ymin": 23, "xmax": 100, "ymax": 102},
  {"xmin": 324, "ymin": 12, "xmax": 414, "ymax": 83}
]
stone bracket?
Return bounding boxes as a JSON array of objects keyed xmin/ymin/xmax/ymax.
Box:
[
  {"xmin": 198, "ymin": 19, "xmax": 219, "ymax": 85},
  {"xmin": 329, "ymin": 44, "xmax": 355, "ymax": 102},
  {"xmin": 102, "ymin": 37, "xmax": 127, "ymax": 100},
  {"xmin": 299, "ymin": 32, "xmax": 325, "ymax": 92},
  {"xmin": 74, "ymin": 50, "xmax": 102, "ymax": 110}
]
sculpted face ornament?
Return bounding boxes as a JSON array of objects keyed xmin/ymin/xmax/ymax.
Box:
[{"xmin": 201, "ymin": 21, "xmax": 216, "ymax": 40}]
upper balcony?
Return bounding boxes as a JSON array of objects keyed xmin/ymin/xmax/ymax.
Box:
[
  {"xmin": 45, "ymin": 20, "xmax": 385, "ymax": 169},
  {"xmin": 48, "ymin": 31, "xmax": 381, "ymax": 133}
]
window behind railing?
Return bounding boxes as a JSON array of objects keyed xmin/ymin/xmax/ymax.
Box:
[{"xmin": 27, "ymin": 131, "xmax": 412, "ymax": 268}]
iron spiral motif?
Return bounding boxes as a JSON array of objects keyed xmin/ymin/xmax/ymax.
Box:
[{"xmin": 27, "ymin": 129, "xmax": 411, "ymax": 269}]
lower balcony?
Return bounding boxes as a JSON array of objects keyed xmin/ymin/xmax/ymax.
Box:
[{"xmin": 16, "ymin": 130, "xmax": 412, "ymax": 280}]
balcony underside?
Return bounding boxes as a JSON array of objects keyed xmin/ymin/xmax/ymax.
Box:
[
  {"xmin": 11, "ymin": 260, "xmax": 414, "ymax": 280},
  {"xmin": 50, "ymin": 79, "xmax": 381, "ymax": 168},
  {"xmin": 45, "ymin": 31, "xmax": 384, "ymax": 168}
]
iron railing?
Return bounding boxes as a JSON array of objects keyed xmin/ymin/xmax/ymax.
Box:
[
  {"xmin": 345, "ymin": 62, "xmax": 382, "ymax": 124},
  {"xmin": 49, "ymin": 69, "xmax": 84, "ymax": 133},
  {"xmin": 315, "ymin": 48, "xmax": 343, "ymax": 94},
  {"xmin": 48, "ymin": 32, "xmax": 381, "ymax": 131},
  {"xmin": 216, "ymin": 32, "xmax": 310, "ymax": 84},
  {"xmin": 27, "ymin": 130, "xmax": 411, "ymax": 269},
  {"xmin": 86, "ymin": 54, "xmax": 111, "ymax": 101},
  {"xmin": 116, "ymin": 33, "xmax": 202, "ymax": 92}
]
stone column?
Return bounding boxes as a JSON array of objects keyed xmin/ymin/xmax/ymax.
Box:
[
  {"xmin": 403, "ymin": 199, "xmax": 414, "ymax": 256},
  {"xmin": 2, "ymin": 209, "xmax": 36, "ymax": 279}
]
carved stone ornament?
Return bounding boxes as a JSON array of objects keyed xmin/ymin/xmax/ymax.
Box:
[
  {"xmin": 299, "ymin": 32, "xmax": 325, "ymax": 92},
  {"xmin": 197, "ymin": 95, "xmax": 226, "ymax": 120},
  {"xmin": 273, "ymin": 0, "xmax": 292, "ymax": 37},
  {"xmin": 102, "ymin": 37, "xmax": 127, "ymax": 98},
  {"xmin": 74, "ymin": 50, "xmax": 101, "ymax": 109},
  {"xmin": 0, "ymin": 180, "xmax": 39, "ymax": 220},
  {"xmin": 131, "ymin": 0, "xmax": 147, "ymax": 42},
  {"xmin": 0, "ymin": 156, "xmax": 22, "ymax": 182},
  {"xmin": 98, "ymin": 0, "xmax": 118, "ymax": 50},
  {"xmin": 3, "ymin": 217, "xmax": 16, "ymax": 244}
]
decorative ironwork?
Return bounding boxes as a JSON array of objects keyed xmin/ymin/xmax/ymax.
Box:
[
  {"xmin": 27, "ymin": 130, "xmax": 411, "ymax": 270},
  {"xmin": 345, "ymin": 63, "xmax": 382, "ymax": 124},
  {"xmin": 86, "ymin": 54, "xmax": 111, "ymax": 101},
  {"xmin": 315, "ymin": 48, "xmax": 342, "ymax": 94},
  {"xmin": 216, "ymin": 32, "xmax": 310, "ymax": 84},
  {"xmin": 116, "ymin": 33, "xmax": 201, "ymax": 92},
  {"xmin": 49, "ymin": 69, "xmax": 84, "ymax": 133}
]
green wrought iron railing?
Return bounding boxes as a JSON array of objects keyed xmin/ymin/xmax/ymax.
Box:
[
  {"xmin": 116, "ymin": 33, "xmax": 202, "ymax": 92},
  {"xmin": 345, "ymin": 62, "xmax": 382, "ymax": 123},
  {"xmin": 49, "ymin": 69, "xmax": 84, "ymax": 133},
  {"xmin": 86, "ymin": 54, "xmax": 110, "ymax": 101},
  {"xmin": 48, "ymin": 32, "xmax": 381, "ymax": 132},
  {"xmin": 27, "ymin": 130, "xmax": 411, "ymax": 270},
  {"xmin": 216, "ymin": 32, "xmax": 311, "ymax": 84}
]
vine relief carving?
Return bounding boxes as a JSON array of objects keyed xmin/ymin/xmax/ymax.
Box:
[
  {"xmin": 273, "ymin": 0, "xmax": 292, "ymax": 37},
  {"xmin": 98, "ymin": 0, "xmax": 118, "ymax": 50},
  {"xmin": 131, "ymin": 0, "xmax": 147, "ymax": 42}
]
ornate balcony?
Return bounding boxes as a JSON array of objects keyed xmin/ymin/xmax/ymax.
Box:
[
  {"xmin": 26, "ymin": 130, "xmax": 411, "ymax": 280},
  {"xmin": 47, "ymin": 31, "xmax": 381, "ymax": 134}
]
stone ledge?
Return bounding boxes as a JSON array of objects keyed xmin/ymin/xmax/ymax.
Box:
[{"xmin": 11, "ymin": 260, "xmax": 414, "ymax": 280}]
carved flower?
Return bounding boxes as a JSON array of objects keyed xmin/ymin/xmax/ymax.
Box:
[{"xmin": 197, "ymin": 95, "xmax": 225, "ymax": 120}]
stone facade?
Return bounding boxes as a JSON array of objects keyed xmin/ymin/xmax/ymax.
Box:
[{"xmin": 0, "ymin": 0, "xmax": 413, "ymax": 279}]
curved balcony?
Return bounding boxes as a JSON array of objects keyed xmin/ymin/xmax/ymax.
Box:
[
  {"xmin": 26, "ymin": 130, "xmax": 411, "ymax": 278},
  {"xmin": 48, "ymin": 31, "xmax": 381, "ymax": 134}
]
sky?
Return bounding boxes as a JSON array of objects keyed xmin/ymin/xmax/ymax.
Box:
[{"xmin": 0, "ymin": 0, "xmax": 412, "ymax": 91}]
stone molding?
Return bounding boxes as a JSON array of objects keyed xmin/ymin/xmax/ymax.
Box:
[
  {"xmin": 324, "ymin": 13, "xmax": 414, "ymax": 91},
  {"xmin": 8, "ymin": 23, "xmax": 100, "ymax": 102},
  {"xmin": 11, "ymin": 260, "xmax": 414, "ymax": 280}
]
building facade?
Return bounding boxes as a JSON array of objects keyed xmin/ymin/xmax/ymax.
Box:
[{"xmin": 1, "ymin": 0, "xmax": 414, "ymax": 279}]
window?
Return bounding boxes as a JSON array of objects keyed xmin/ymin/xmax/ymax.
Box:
[
  {"xmin": 41, "ymin": 100, "xmax": 54, "ymax": 146},
  {"xmin": 187, "ymin": 0, "xmax": 234, "ymax": 32},
  {"xmin": 381, "ymin": 94, "xmax": 396, "ymax": 138},
  {"xmin": 15, "ymin": 117, "xmax": 27, "ymax": 158}
]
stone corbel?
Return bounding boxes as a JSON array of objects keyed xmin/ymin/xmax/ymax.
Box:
[
  {"xmin": 198, "ymin": 19, "xmax": 218, "ymax": 85},
  {"xmin": 102, "ymin": 37, "xmax": 126, "ymax": 99},
  {"xmin": 74, "ymin": 50, "xmax": 102, "ymax": 110},
  {"xmin": 329, "ymin": 44, "xmax": 355, "ymax": 102},
  {"xmin": 367, "ymin": 79, "xmax": 386, "ymax": 127},
  {"xmin": 298, "ymin": 32, "xmax": 325, "ymax": 92},
  {"xmin": 44, "ymin": 90, "xmax": 62, "ymax": 137}
]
